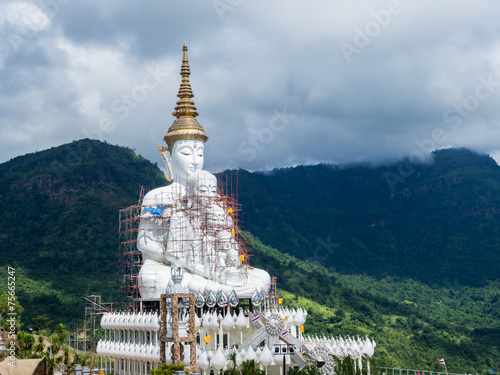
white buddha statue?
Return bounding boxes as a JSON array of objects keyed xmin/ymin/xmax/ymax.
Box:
[
  {"xmin": 215, "ymin": 231, "xmax": 245, "ymax": 285},
  {"xmin": 136, "ymin": 139, "xmax": 205, "ymax": 265},
  {"xmin": 166, "ymin": 170, "xmax": 218, "ymax": 271},
  {"xmin": 201, "ymin": 206, "xmax": 237, "ymax": 281},
  {"xmin": 203, "ymin": 205, "xmax": 233, "ymax": 235},
  {"xmin": 137, "ymin": 44, "xmax": 270, "ymax": 299}
]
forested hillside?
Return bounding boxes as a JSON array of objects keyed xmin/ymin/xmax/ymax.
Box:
[
  {"xmin": 0, "ymin": 140, "xmax": 499, "ymax": 373},
  {"xmin": 248, "ymin": 234, "xmax": 500, "ymax": 373},
  {"xmin": 229, "ymin": 148, "xmax": 500, "ymax": 287},
  {"xmin": 0, "ymin": 139, "xmax": 165, "ymax": 325}
]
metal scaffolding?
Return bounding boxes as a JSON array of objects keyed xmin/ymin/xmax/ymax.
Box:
[
  {"xmin": 119, "ymin": 174, "xmax": 257, "ymax": 307},
  {"xmin": 82, "ymin": 295, "xmax": 116, "ymax": 353}
]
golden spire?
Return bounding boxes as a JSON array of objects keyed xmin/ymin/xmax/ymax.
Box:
[
  {"xmin": 163, "ymin": 43, "xmax": 208, "ymax": 152},
  {"xmin": 173, "ymin": 43, "xmax": 198, "ymax": 118}
]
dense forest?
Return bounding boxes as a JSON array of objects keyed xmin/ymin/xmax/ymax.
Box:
[
  {"xmin": 229, "ymin": 148, "xmax": 500, "ymax": 287},
  {"xmin": 0, "ymin": 140, "xmax": 499, "ymax": 373},
  {"xmin": 0, "ymin": 139, "xmax": 165, "ymax": 325},
  {"xmin": 248, "ymin": 234, "xmax": 500, "ymax": 373}
]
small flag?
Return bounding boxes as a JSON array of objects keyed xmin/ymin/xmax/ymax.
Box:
[
  {"xmin": 214, "ymin": 229, "xmax": 221, "ymax": 236},
  {"xmin": 220, "ymin": 300, "xmax": 228, "ymax": 307},
  {"xmin": 283, "ymin": 316, "xmax": 288, "ymax": 322},
  {"xmin": 300, "ymin": 325, "xmax": 304, "ymax": 333},
  {"xmin": 281, "ymin": 329, "xmax": 289, "ymax": 337},
  {"xmin": 203, "ymin": 335, "xmax": 211, "ymax": 343},
  {"xmin": 143, "ymin": 205, "xmax": 163, "ymax": 216},
  {"xmin": 227, "ymin": 207, "xmax": 233, "ymax": 214},
  {"xmin": 436, "ymin": 359, "xmax": 445, "ymax": 365},
  {"xmin": 239, "ymin": 254, "xmax": 245, "ymax": 261},
  {"xmin": 252, "ymin": 314, "xmax": 261, "ymax": 322},
  {"xmin": 278, "ymin": 298, "xmax": 283, "ymax": 305}
]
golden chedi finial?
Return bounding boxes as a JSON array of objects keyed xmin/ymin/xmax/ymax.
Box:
[{"xmin": 163, "ymin": 43, "xmax": 208, "ymax": 153}]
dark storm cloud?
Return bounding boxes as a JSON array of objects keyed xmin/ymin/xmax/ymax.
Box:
[
  {"xmin": 55, "ymin": 1, "xmax": 221, "ymax": 60},
  {"xmin": 0, "ymin": 0, "xmax": 499, "ymax": 169}
]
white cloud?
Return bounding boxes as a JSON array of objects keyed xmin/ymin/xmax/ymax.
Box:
[{"xmin": 4, "ymin": 1, "xmax": 51, "ymax": 32}]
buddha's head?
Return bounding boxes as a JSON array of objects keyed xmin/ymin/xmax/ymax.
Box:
[
  {"xmin": 161, "ymin": 43, "xmax": 209, "ymax": 186},
  {"xmin": 164, "ymin": 140, "xmax": 205, "ymax": 186},
  {"xmin": 215, "ymin": 230, "xmax": 233, "ymax": 251},
  {"xmin": 226, "ymin": 248, "xmax": 240, "ymax": 267},
  {"xmin": 204, "ymin": 205, "xmax": 232, "ymax": 234},
  {"xmin": 187, "ymin": 170, "xmax": 218, "ymax": 209},
  {"xmin": 202, "ymin": 206, "xmax": 233, "ymax": 236}
]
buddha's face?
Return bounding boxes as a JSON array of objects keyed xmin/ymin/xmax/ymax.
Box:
[
  {"xmin": 206, "ymin": 207, "xmax": 227, "ymax": 232},
  {"xmin": 192, "ymin": 174, "xmax": 217, "ymax": 207},
  {"xmin": 169, "ymin": 140, "xmax": 204, "ymax": 184},
  {"xmin": 216, "ymin": 233, "xmax": 232, "ymax": 251},
  {"xmin": 226, "ymin": 249, "xmax": 239, "ymax": 267}
]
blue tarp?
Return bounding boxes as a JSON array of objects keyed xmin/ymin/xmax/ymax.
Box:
[{"xmin": 143, "ymin": 205, "xmax": 163, "ymax": 216}]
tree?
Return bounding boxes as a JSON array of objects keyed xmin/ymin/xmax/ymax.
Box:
[
  {"xmin": 52, "ymin": 324, "xmax": 67, "ymax": 352},
  {"xmin": 46, "ymin": 354, "xmax": 63, "ymax": 375},
  {"xmin": 33, "ymin": 334, "xmax": 45, "ymax": 356},
  {"xmin": 16, "ymin": 323, "xmax": 70, "ymax": 375},
  {"xmin": 224, "ymin": 351, "xmax": 243, "ymax": 375},
  {"xmin": 46, "ymin": 326, "xmax": 68, "ymax": 375},
  {"xmin": 150, "ymin": 364, "xmax": 185, "ymax": 375},
  {"xmin": 32, "ymin": 314, "xmax": 53, "ymax": 332},
  {"xmin": 16, "ymin": 331, "xmax": 35, "ymax": 358},
  {"xmin": 241, "ymin": 360, "xmax": 266, "ymax": 375},
  {"xmin": 59, "ymin": 347, "xmax": 71, "ymax": 375},
  {"xmin": 222, "ymin": 359, "xmax": 266, "ymax": 375}
]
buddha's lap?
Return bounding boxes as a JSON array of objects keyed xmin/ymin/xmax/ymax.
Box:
[{"xmin": 138, "ymin": 259, "xmax": 270, "ymax": 299}]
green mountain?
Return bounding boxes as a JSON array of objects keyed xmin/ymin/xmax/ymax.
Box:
[
  {"xmin": 0, "ymin": 140, "xmax": 499, "ymax": 373},
  {"xmin": 0, "ymin": 139, "xmax": 165, "ymax": 324},
  {"xmin": 229, "ymin": 148, "xmax": 500, "ymax": 287}
]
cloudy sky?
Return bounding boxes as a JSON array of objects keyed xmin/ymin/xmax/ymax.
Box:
[{"xmin": 1, "ymin": 0, "xmax": 500, "ymax": 172}]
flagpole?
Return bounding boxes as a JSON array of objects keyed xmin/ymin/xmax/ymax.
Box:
[{"xmin": 444, "ymin": 360, "xmax": 448, "ymax": 375}]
